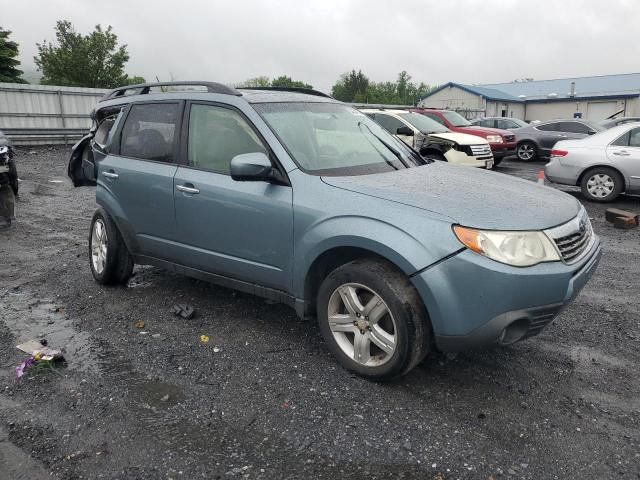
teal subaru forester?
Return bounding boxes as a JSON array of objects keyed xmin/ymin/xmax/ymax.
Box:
[{"xmin": 69, "ymin": 81, "xmax": 601, "ymax": 380}]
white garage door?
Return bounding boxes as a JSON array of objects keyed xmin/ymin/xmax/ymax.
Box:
[{"xmin": 586, "ymin": 101, "xmax": 618, "ymax": 121}]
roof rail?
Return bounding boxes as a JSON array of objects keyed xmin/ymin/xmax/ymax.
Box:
[
  {"xmin": 99, "ymin": 81, "xmax": 241, "ymax": 102},
  {"xmin": 240, "ymin": 86, "xmax": 333, "ymax": 99}
]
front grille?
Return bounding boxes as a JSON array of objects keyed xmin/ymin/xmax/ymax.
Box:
[
  {"xmin": 546, "ymin": 211, "xmax": 593, "ymax": 264},
  {"xmin": 504, "ymin": 134, "xmax": 515, "ymax": 142},
  {"xmin": 469, "ymin": 144, "xmax": 492, "ymax": 157}
]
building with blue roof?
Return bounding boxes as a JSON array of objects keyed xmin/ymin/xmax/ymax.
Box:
[{"xmin": 418, "ymin": 73, "xmax": 640, "ymax": 121}]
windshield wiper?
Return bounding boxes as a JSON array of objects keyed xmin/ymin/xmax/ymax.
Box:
[{"xmin": 358, "ymin": 122, "xmax": 410, "ymax": 169}]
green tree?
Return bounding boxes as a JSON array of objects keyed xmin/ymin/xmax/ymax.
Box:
[
  {"xmin": 236, "ymin": 76, "xmax": 271, "ymax": 88},
  {"xmin": 331, "ymin": 69, "xmax": 369, "ymax": 102},
  {"xmin": 125, "ymin": 75, "xmax": 146, "ymax": 85},
  {"xmin": 0, "ymin": 27, "xmax": 27, "ymax": 83},
  {"xmin": 34, "ymin": 20, "xmax": 142, "ymax": 88},
  {"xmin": 271, "ymin": 75, "xmax": 313, "ymax": 89}
]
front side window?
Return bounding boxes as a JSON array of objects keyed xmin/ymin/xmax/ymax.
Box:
[
  {"xmin": 120, "ymin": 103, "xmax": 179, "ymax": 162},
  {"xmin": 398, "ymin": 112, "xmax": 449, "ymax": 134},
  {"xmin": 441, "ymin": 111, "xmax": 471, "ymax": 127},
  {"xmin": 93, "ymin": 109, "xmax": 124, "ymax": 151},
  {"xmin": 254, "ymin": 102, "xmax": 423, "ymax": 176},
  {"xmin": 374, "ymin": 114, "xmax": 406, "ymax": 134},
  {"xmin": 187, "ymin": 104, "xmax": 267, "ymax": 174}
]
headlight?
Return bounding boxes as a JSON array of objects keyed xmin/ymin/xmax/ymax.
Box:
[
  {"xmin": 453, "ymin": 225, "xmax": 561, "ymax": 267},
  {"xmin": 486, "ymin": 135, "xmax": 503, "ymax": 143}
]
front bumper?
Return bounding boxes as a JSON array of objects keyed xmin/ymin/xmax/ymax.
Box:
[
  {"xmin": 411, "ymin": 236, "xmax": 602, "ymax": 352},
  {"xmin": 490, "ymin": 143, "xmax": 516, "ymax": 159}
]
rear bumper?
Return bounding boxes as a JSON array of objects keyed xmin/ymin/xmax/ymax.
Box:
[
  {"xmin": 544, "ymin": 158, "xmax": 581, "ymax": 185},
  {"xmin": 411, "ymin": 237, "xmax": 602, "ymax": 352}
]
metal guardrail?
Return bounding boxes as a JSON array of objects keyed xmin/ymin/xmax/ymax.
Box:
[{"xmin": 3, "ymin": 128, "xmax": 87, "ymax": 145}]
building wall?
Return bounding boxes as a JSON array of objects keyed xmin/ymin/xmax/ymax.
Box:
[
  {"xmin": 419, "ymin": 85, "xmax": 485, "ymax": 112},
  {"xmin": 485, "ymin": 101, "xmax": 525, "ymax": 119},
  {"xmin": 524, "ymin": 98, "xmax": 632, "ymax": 122}
]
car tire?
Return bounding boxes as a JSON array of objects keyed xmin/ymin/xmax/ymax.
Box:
[
  {"xmin": 493, "ymin": 157, "xmax": 503, "ymax": 167},
  {"xmin": 89, "ymin": 208, "xmax": 134, "ymax": 285},
  {"xmin": 580, "ymin": 167, "xmax": 624, "ymax": 203},
  {"xmin": 516, "ymin": 141, "xmax": 537, "ymax": 162},
  {"xmin": 316, "ymin": 258, "xmax": 431, "ymax": 380}
]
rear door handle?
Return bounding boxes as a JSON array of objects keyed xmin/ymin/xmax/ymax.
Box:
[
  {"xmin": 176, "ymin": 184, "xmax": 200, "ymax": 194},
  {"xmin": 103, "ymin": 171, "xmax": 119, "ymax": 179},
  {"xmin": 613, "ymin": 150, "xmax": 630, "ymax": 156}
]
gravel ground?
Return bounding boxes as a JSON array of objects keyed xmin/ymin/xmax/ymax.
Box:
[{"xmin": 0, "ymin": 147, "xmax": 639, "ymax": 480}]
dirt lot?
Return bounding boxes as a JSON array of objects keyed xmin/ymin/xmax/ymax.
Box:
[{"xmin": 1, "ymin": 147, "xmax": 639, "ymax": 480}]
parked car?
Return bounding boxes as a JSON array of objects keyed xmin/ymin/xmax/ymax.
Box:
[
  {"xmin": 411, "ymin": 109, "xmax": 517, "ymax": 165},
  {"xmin": 513, "ymin": 120, "xmax": 605, "ymax": 162},
  {"xmin": 69, "ymin": 81, "xmax": 601, "ymax": 380},
  {"xmin": 361, "ymin": 108, "xmax": 493, "ymax": 169},
  {"xmin": 545, "ymin": 123, "xmax": 640, "ymax": 202},
  {"xmin": 598, "ymin": 117, "xmax": 640, "ymax": 129},
  {"xmin": 471, "ymin": 117, "xmax": 529, "ymax": 130}
]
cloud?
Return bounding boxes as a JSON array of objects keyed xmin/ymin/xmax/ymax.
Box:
[{"xmin": 2, "ymin": 0, "xmax": 639, "ymax": 92}]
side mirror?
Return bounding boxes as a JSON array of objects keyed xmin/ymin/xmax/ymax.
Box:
[
  {"xmin": 230, "ymin": 152, "xmax": 280, "ymax": 183},
  {"xmin": 396, "ymin": 126, "xmax": 414, "ymax": 136},
  {"xmin": 588, "ymin": 130, "xmax": 596, "ymax": 135}
]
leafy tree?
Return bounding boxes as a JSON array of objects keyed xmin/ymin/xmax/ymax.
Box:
[
  {"xmin": 236, "ymin": 76, "xmax": 271, "ymax": 88},
  {"xmin": 271, "ymin": 75, "xmax": 312, "ymax": 89},
  {"xmin": 34, "ymin": 20, "xmax": 142, "ymax": 88},
  {"xmin": 331, "ymin": 69, "xmax": 432, "ymax": 105},
  {"xmin": 0, "ymin": 27, "xmax": 27, "ymax": 83},
  {"xmin": 125, "ymin": 75, "xmax": 146, "ymax": 85},
  {"xmin": 331, "ymin": 69, "xmax": 369, "ymax": 102}
]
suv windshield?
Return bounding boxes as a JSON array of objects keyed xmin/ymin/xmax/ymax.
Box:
[
  {"xmin": 255, "ymin": 102, "xmax": 424, "ymax": 175},
  {"xmin": 397, "ymin": 112, "xmax": 449, "ymax": 134},
  {"xmin": 442, "ymin": 111, "xmax": 471, "ymax": 127}
]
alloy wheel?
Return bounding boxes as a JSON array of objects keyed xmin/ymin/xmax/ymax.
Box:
[
  {"xmin": 91, "ymin": 219, "xmax": 108, "ymax": 274},
  {"xmin": 327, "ymin": 283, "xmax": 397, "ymax": 367},
  {"xmin": 586, "ymin": 173, "xmax": 615, "ymax": 198},
  {"xmin": 517, "ymin": 143, "xmax": 534, "ymax": 161}
]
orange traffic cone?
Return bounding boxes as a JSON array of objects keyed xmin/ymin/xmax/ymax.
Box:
[{"xmin": 537, "ymin": 170, "xmax": 545, "ymax": 185}]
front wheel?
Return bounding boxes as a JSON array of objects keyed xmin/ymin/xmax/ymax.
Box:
[
  {"xmin": 317, "ymin": 259, "xmax": 431, "ymax": 380},
  {"xmin": 516, "ymin": 142, "xmax": 537, "ymax": 161},
  {"xmin": 580, "ymin": 167, "xmax": 623, "ymax": 202},
  {"xmin": 89, "ymin": 209, "xmax": 134, "ymax": 285}
]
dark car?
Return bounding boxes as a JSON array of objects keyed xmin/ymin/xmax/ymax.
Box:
[
  {"xmin": 513, "ymin": 119, "xmax": 605, "ymax": 161},
  {"xmin": 471, "ymin": 117, "xmax": 528, "ymax": 130},
  {"xmin": 599, "ymin": 117, "xmax": 640, "ymax": 129}
]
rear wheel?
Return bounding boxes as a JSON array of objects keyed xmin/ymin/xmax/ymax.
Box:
[
  {"xmin": 317, "ymin": 259, "xmax": 430, "ymax": 380},
  {"xmin": 517, "ymin": 141, "xmax": 537, "ymax": 161},
  {"xmin": 580, "ymin": 167, "xmax": 623, "ymax": 202},
  {"xmin": 89, "ymin": 209, "xmax": 134, "ymax": 285}
]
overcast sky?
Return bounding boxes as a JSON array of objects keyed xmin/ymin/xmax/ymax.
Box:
[{"xmin": 2, "ymin": 0, "xmax": 639, "ymax": 92}]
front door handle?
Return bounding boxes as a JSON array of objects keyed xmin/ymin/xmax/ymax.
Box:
[
  {"xmin": 103, "ymin": 171, "xmax": 119, "ymax": 179},
  {"xmin": 176, "ymin": 184, "xmax": 200, "ymax": 194},
  {"xmin": 613, "ymin": 150, "xmax": 630, "ymax": 156}
]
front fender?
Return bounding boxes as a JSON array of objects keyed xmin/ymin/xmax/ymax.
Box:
[{"xmin": 292, "ymin": 214, "xmax": 455, "ymax": 299}]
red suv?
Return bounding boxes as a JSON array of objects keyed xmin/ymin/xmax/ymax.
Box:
[{"xmin": 411, "ymin": 109, "xmax": 516, "ymax": 165}]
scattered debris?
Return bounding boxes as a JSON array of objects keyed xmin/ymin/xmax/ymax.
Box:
[
  {"xmin": 172, "ymin": 304, "xmax": 195, "ymax": 319},
  {"xmin": 537, "ymin": 170, "xmax": 545, "ymax": 184},
  {"xmin": 134, "ymin": 320, "xmax": 145, "ymax": 329},
  {"xmin": 213, "ymin": 347, "xmax": 221, "ymax": 353},
  {"xmin": 15, "ymin": 339, "xmax": 64, "ymax": 378},
  {"xmin": 160, "ymin": 394, "xmax": 170, "ymax": 402},
  {"xmin": 200, "ymin": 335, "xmax": 209, "ymax": 344},
  {"xmin": 613, "ymin": 216, "xmax": 637, "ymax": 230}
]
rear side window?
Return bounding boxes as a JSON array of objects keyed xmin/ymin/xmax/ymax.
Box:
[
  {"xmin": 120, "ymin": 103, "xmax": 179, "ymax": 162},
  {"xmin": 556, "ymin": 122, "xmax": 591, "ymax": 134},
  {"xmin": 536, "ymin": 122, "xmax": 561, "ymax": 132},
  {"xmin": 188, "ymin": 104, "xmax": 266, "ymax": 174},
  {"xmin": 374, "ymin": 114, "xmax": 406, "ymax": 134},
  {"xmin": 613, "ymin": 127, "xmax": 640, "ymax": 147}
]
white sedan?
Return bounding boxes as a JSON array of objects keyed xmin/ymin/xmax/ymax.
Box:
[{"xmin": 545, "ymin": 122, "xmax": 640, "ymax": 202}]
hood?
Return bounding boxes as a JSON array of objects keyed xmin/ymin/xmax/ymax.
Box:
[
  {"xmin": 457, "ymin": 125, "xmax": 512, "ymax": 136},
  {"xmin": 429, "ymin": 131, "xmax": 489, "ymax": 145},
  {"xmin": 321, "ymin": 163, "xmax": 580, "ymax": 230}
]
